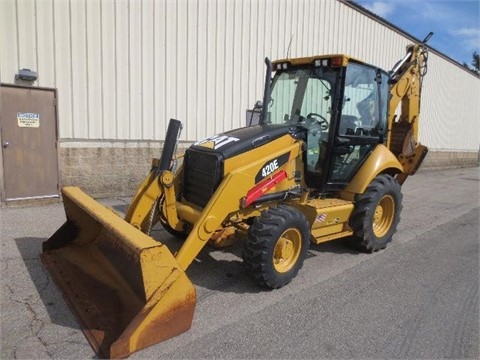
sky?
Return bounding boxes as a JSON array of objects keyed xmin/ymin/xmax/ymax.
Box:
[{"xmin": 354, "ymin": 0, "xmax": 480, "ymax": 66}]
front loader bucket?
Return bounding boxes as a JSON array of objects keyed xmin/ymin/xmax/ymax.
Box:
[{"xmin": 41, "ymin": 187, "xmax": 196, "ymax": 359}]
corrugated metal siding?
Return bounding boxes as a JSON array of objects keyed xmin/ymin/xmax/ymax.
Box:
[
  {"xmin": 419, "ymin": 54, "xmax": 480, "ymax": 150},
  {"xmin": 1, "ymin": 0, "xmax": 478, "ymax": 151}
]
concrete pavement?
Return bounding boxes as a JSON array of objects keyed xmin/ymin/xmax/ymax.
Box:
[{"xmin": 1, "ymin": 166, "xmax": 479, "ymax": 359}]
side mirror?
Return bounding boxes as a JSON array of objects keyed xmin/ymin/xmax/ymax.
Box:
[{"xmin": 246, "ymin": 101, "xmax": 263, "ymax": 126}]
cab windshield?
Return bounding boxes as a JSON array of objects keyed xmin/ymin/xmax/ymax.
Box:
[{"xmin": 265, "ymin": 66, "xmax": 339, "ymax": 126}]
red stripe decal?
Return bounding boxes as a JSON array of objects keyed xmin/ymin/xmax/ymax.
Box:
[{"xmin": 244, "ymin": 170, "xmax": 287, "ymax": 207}]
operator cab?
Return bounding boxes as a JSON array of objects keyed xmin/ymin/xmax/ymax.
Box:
[{"xmin": 265, "ymin": 56, "xmax": 389, "ymax": 192}]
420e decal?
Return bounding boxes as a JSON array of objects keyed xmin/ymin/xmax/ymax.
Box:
[{"xmin": 255, "ymin": 152, "xmax": 290, "ymax": 183}]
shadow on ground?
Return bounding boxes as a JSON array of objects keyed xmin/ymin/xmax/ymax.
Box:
[
  {"xmin": 309, "ymin": 236, "xmax": 368, "ymax": 255},
  {"xmin": 14, "ymin": 237, "xmax": 80, "ymax": 330},
  {"xmin": 151, "ymin": 225, "xmax": 366, "ymax": 296}
]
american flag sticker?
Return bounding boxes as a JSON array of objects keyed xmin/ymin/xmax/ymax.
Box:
[{"xmin": 317, "ymin": 213, "xmax": 327, "ymax": 222}]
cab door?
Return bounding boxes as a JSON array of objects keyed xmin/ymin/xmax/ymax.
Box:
[{"xmin": 327, "ymin": 63, "xmax": 389, "ymax": 187}]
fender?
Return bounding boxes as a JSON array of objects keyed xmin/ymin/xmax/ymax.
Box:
[{"xmin": 344, "ymin": 144, "xmax": 403, "ymax": 195}]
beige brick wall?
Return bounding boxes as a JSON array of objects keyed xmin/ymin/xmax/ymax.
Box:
[
  {"xmin": 60, "ymin": 147, "xmax": 152, "ymax": 197},
  {"xmin": 421, "ymin": 150, "xmax": 480, "ymax": 170},
  {"xmin": 59, "ymin": 142, "xmax": 189, "ymax": 198},
  {"xmin": 59, "ymin": 143, "xmax": 479, "ymax": 198}
]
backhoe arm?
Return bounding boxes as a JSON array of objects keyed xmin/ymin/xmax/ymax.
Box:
[{"xmin": 387, "ymin": 33, "xmax": 432, "ymax": 183}]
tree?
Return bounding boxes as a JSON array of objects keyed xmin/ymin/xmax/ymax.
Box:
[
  {"xmin": 463, "ymin": 51, "xmax": 480, "ymax": 75},
  {"xmin": 471, "ymin": 51, "xmax": 480, "ymax": 73}
]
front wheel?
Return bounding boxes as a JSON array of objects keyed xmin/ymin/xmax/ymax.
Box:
[
  {"xmin": 349, "ymin": 174, "xmax": 402, "ymax": 252},
  {"xmin": 243, "ymin": 205, "xmax": 310, "ymax": 289}
]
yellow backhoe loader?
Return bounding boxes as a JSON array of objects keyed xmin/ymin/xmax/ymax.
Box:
[{"xmin": 42, "ymin": 33, "xmax": 432, "ymax": 358}]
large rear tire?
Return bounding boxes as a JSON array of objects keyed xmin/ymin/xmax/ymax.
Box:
[
  {"xmin": 349, "ymin": 174, "xmax": 402, "ymax": 252},
  {"xmin": 243, "ymin": 205, "xmax": 310, "ymax": 289}
]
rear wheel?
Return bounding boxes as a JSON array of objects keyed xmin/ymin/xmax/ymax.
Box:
[
  {"xmin": 349, "ymin": 174, "xmax": 402, "ymax": 252},
  {"xmin": 243, "ymin": 205, "xmax": 310, "ymax": 289}
]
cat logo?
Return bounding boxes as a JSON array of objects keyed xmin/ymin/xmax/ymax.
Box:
[
  {"xmin": 198, "ymin": 140, "xmax": 215, "ymax": 149},
  {"xmin": 195, "ymin": 135, "xmax": 240, "ymax": 150}
]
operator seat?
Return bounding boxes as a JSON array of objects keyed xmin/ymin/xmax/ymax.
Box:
[{"xmin": 339, "ymin": 115, "xmax": 358, "ymax": 135}]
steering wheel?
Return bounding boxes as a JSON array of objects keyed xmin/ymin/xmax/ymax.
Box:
[{"xmin": 306, "ymin": 113, "xmax": 329, "ymax": 130}]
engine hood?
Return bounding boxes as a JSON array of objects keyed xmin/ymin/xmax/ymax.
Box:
[{"xmin": 190, "ymin": 124, "xmax": 293, "ymax": 159}]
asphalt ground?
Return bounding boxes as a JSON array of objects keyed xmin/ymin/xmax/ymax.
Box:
[{"xmin": 1, "ymin": 166, "xmax": 479, "ymax": 359}]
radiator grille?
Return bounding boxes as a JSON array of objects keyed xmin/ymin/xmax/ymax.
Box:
[{"xmin": 183, "ymin": 149, "xmax": 223, "ymax": 208}]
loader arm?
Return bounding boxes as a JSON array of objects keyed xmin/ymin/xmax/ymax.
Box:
[
  {"xmin": 117, "ymin": 134, "xmax": 302, "ymax": 272},
  {"xmin": 124, "ymin": 162, "xmax": 183, "ymax": 234},
  {"xmin": 125, "ymin": 118, "xmax": 184, "ymax": 233},
  {"xmin": 122, "ymin": 161, "xmax": 252, "ymax": 271},
  {"xmin": 124, "ymin": 159, "xmax": 164, "ymax": 232},
  {"xmin": 174, "ymin": 170, "xmax": 252, "ymax": 269}
]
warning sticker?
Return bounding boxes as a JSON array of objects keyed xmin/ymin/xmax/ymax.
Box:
[{"xmin": 17, "ymin": 112, "xmax": 40, "ymax": 128}]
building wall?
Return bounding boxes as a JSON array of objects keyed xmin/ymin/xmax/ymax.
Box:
[{"xmin": 1, "ymin": 0, "xmax": 479, "ymax": 196}]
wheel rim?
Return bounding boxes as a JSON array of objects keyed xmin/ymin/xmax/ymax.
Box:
[
  {"xmin": 373, "ymin": 194, "xmax": 395, "ymax": 238},
  {"xmin": 273, "ymin": 228, "xmax": 302, "ymax": 273}
]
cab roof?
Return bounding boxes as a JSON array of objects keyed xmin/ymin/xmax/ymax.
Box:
[{"xmin": 272, "ymin": 54, "xmax": 364, "ymax": 68}]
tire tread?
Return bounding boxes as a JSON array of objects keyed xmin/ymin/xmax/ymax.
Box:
[
  {"xmin": 244, "ymin": 205, "xmax": 310, "ymax": 289},
  {"xmin": 349, "ymin": 174, "xmax": 402, "ymax": 252}
]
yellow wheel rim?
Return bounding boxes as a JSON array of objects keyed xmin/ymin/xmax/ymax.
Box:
[
  {"xmin": 373, "ymin": 195, "xmax": 395, "ymax": 238},
  {"xmin": 273, "ymin": 228, "xmax": 302, "ymax": 273}
]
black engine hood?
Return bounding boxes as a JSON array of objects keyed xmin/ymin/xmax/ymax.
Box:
[{"xmin": 190, "ymin": 124, "xmax": 294, "ymax": 159}]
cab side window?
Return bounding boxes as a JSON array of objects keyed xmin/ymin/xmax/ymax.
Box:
[{"xmin": 340, "ymin": 63, "xmax": 386, "ymax": 136}]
